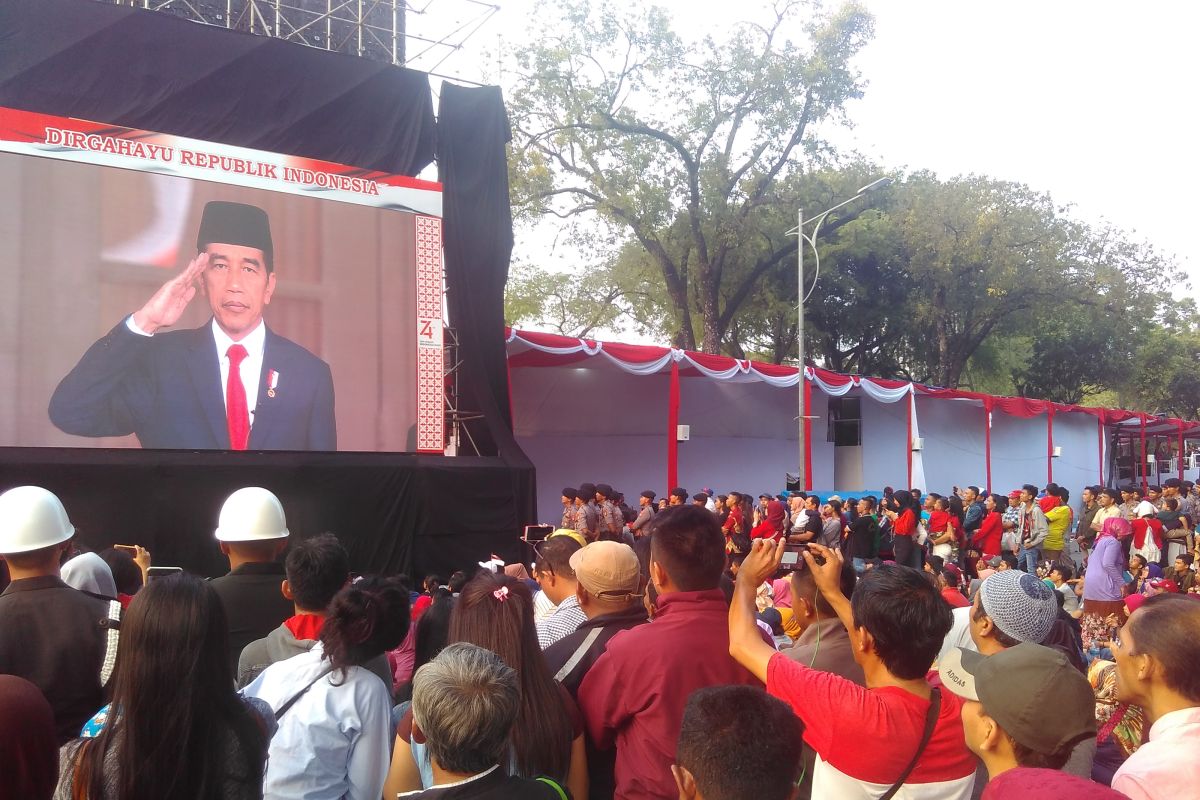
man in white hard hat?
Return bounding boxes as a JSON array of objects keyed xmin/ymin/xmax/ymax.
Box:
[
  {"xmin": 0, "ymin": 486, "xmax": 114, "ymax": 743},
  {"xmin": 209, "ymin": 487, "xmax": 294, "ymax": 671}
]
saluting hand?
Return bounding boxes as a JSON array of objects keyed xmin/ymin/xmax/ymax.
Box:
[{"xmin": 131, "ymin": 253, "xmax": 208, "ymax": 334}]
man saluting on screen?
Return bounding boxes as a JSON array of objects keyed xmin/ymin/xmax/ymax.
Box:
[{"xmin": 49, "ymin": 201, "xmax": 336, "ymax": 451}]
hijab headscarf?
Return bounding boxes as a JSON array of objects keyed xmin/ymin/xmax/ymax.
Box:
[
  {"xmin": 1098, "ymin": 516, "xmax": 1132, "ymax": 540},
  {"xmin": 766, "ymin": 500, "xmax": 787, "ymax": 534},
  {"xmin": 61, "ymin": 552, "xmax": 118, "ymax": 599},
  {"xmin": 0, "ymin": 675, "xmax": 57, "ymax": 800},
  {"xmin": 771, "ymin": 577, "xmax": 793, "ymax": 609}
]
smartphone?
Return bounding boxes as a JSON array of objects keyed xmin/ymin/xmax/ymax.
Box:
[
  {"xmin": 779, "ymin": 543, "xmax": 826, "ymax": 572},
  {"xmin": 114, "ymin": 544, "xmax": 138, "ymax": 556},
  {"xmin": 522, "ymin": 525, "xmax": 553, "ymax": 543},
  {"xmin": 146, "ymin": 566, "xmax": 183, "ymax": 580}
]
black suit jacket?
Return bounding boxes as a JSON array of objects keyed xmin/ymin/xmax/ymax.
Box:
[{"xmin": 49, "ymin": 319, "xmax": 336, "ymax": 450}]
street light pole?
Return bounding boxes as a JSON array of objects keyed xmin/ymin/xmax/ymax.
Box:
[
  {"xmin": 793, "ymin": 178, "xmax": 892, "ymax": 492},
  {"xmin": 797, "ymin": 206, "xmax": 806, "ymax": 490}
]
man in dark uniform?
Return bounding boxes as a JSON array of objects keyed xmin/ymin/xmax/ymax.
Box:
[
  {"xmin": 595, "ymin": 483, "xmax": 624, "ymax": 541},
  {"xmin": 574, "ymin": 482, "xmax": 600, "ymax": 542},
  {"xmin": 0, "ymin": 486, "xmax": 112, "ymax": 744},
  {"xmin": 49, "ymin": 201, "xmax": 336, "ymax": 451},
  {"xmin": 630, "ymin": 491, "xmax": 656, "ymax": 538},
  {"xmin": 560, "ymin": 488, "xmax": 579, "ymax": 530},
  {"xmin": 208, "ymin": 486, "xmax": 295, "ymax": 673}
]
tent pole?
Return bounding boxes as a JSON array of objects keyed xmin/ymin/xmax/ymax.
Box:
[
  {"xmin": 667, "ymin": 360, "xmax": 680, "ymax": 492},
  {"xmin": 1047, "ymin": 409, "xmax": 1055, "ymax": 485},
  {"xmin": 1180, "ymin": 421, "xmax": 1186, "ymax": 482},
  {"xmin": 1140, "ymin": 415, "xmax": 1148, "ymax": 491},
  {"xmin": 803, "ymin": 378, "xmax": 813, "ymax": 492},
  {"xmin": 1098, "ymin": 417, "xmax": 1105, "ymax": 486},
  {"xmin": 906, "ymin": 390, "xmax": 913, "ymax": 491},
  {"xmin": 984, "ymin": 402, "xmax": 992, "ymax": 494}
]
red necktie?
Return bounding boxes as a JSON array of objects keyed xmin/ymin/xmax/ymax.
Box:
[{"xmin": 226, "ymin": 344, "xmax": 250, "ymax": 450}]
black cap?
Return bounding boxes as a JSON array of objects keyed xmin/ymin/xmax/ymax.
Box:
[
  {"xmin": 578, "ymin": 482, "xmax": 596, "ymax": 498},
  {"xmin": 669, "ymin": 487, "xmax": 688, "ymax": 500},
  {"xmin": 1164, "ymin": 478, "xmax": 1182, "ymax": 489},
  {"xmin": 197, "ymin": 201, "xmax": 274, "ymax": 271},
  {"xmin": 596, "ymin": 483, "xmax": 613, "ymax": 499},
  {"xmin": 640, "ymin": 490, "xmax": 656, "ymax": 500},
  {"xmin": 562, "ymin": 488, "xmax": 578, "ymax": 501}
]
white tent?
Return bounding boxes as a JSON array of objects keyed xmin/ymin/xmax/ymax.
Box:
[{"xmin": 506, "ymin": 329, "xmax": 1200, "ymax": 523}]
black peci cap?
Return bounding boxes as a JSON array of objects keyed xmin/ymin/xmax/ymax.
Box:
[{"xmin": 197, "ymin": 201, "xmax": 274, "ymax": 271}]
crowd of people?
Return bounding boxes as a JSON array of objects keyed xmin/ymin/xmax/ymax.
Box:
[{"xmin": 2, "ymin": 476, "xmax": 1200, "ymax": 800}]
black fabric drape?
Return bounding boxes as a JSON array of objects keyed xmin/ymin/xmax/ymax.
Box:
[
  {"xmin": 0, "ymin": 0, "xmax": 436, "ymax": 175},
  {"xmin": 437, "ymin": 83, "xmax": 536, "ymax": 520}
]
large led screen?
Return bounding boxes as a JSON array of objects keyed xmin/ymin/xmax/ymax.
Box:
[{"xmin": 0, "ymin": 107, "xmax": 445, "ymax": 453}]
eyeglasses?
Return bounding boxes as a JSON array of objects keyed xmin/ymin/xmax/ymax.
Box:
[{"xmin": 531, "ymin": 539, "xmax": 554, "ymax": 577}]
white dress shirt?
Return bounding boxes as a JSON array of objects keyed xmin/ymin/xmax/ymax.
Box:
[
  {"xmin": 243, "ymin": 643, "xmax": 392, "ymax": 800},
  {"xmin": 210, "ymin": 318, "xmax": 266, "ymax": 424},
  {"xmin": 126, "ymin": 315, "xmax": 266, "ymax": 425},
  {"xmin": 1112, "ymin": 706, "xmax": 1200, "ymax": 800}
]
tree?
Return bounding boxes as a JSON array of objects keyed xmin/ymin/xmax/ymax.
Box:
[{"xmin": 507, "ymin": 0, "xmax": 876, "ymax": 352}]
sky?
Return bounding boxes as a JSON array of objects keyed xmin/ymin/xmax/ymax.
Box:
[{"xmin": 411, "ymin": 0, "xmax": 1200, "ymax": 323}]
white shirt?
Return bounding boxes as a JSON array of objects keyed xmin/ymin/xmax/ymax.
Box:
[
  {"xmin": 1112, "ymin": 707, "xmax": 1200, "ymax": 799},
  {"xmin": 126, "ymin": 315, "xmax": 266, "ymax": 424},
  {"xmin": 937, "ymin": 606, "xmax": 978, "ymax": 665},
  {"xmin": 243, "ymin": 643, "xmax": 392, "ymax": 800},
  {"xmin": 532, "ymin": 588, "xmax": 556, "ymax": 624},
  {"xmin": 210, "ymin": 318, "xmax": 266, "ymax": 424}
]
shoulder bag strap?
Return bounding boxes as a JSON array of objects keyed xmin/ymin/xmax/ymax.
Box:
[
  {"xmin": 879, "ymin": 687, "xmax": 941, "ymax": 800},
  {"xmin": 273, "ymin": 666, "xmax": 334, "ymax": 722},
  {"xmin": 554, "ymin": 626, "xmax": 604, "ymax": 683}
]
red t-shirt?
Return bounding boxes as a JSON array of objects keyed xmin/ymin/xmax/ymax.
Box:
[
  {"xmin": 893, "ymin": 509, "xmax": 917, "ymax": 537},
  {"xmin": 941, "ymin": 587, "xmax": 970, "ymax": 608},
  {"xmin": 766, "ymin": 652, "xmax": 975, "ymax": 798}
]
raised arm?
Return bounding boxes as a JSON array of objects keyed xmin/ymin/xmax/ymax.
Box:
[{"xmin": 728, "ymin": 538, "xmax": 783, "ymax": 682}]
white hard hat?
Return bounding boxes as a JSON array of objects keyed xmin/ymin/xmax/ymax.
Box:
[
  {"xmin": 0, "ymin": 486, "xmax": 75, "ymax": 554},
  {"xmin": 214, "ymin": 487, "xmax": 290, "ymax": 542}
]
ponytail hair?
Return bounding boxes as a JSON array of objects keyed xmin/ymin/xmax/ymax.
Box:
[{"xmin": 320, "ymin": 576, "xmax": 411, "ymax": 677}]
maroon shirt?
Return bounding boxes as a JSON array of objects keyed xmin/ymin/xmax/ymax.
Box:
[
  {"xmin": 577, "ymin": 589, "xmax": 759, "ymax": 800},
  {"xmin": 982, "ymin": 767, "xmax": 1126, "ymax": 799}
]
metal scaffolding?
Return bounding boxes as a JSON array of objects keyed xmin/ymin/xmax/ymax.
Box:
[{"xmin": 98, "ymin": 0, "xmax": 499, "ymax": 72}]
